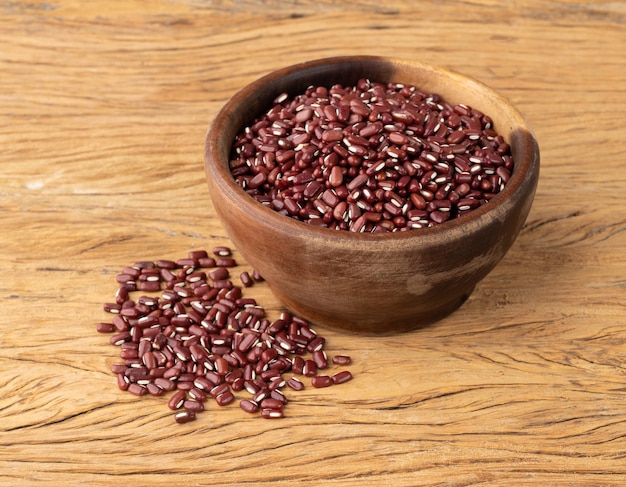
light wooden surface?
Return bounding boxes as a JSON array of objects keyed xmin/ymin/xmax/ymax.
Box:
[{"xmin": 1, "ymin": 1, "xmax": 625, "ymax": 485}]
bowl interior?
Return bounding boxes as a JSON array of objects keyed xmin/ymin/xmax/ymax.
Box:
[{"xmin": 207, "ymin": 56, "xmax": 537, "ymax": 242}]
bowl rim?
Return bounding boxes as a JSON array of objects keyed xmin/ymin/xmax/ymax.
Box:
[{"xmin": 205, "ymin": 55, "xmax": 539, "ymax": 243}]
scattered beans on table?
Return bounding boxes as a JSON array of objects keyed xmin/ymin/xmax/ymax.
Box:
[
  {"xmin": 99, "ymin": 247, "xmax": 353, "ymax": 423},
  {"xmin": 229, "ymin": 79, "xmax": 514, "ymax": 232}
]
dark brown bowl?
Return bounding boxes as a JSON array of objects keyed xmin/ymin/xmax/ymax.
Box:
[{"xmin": 204, "ymin": 56, "xmax": 540, "ymax": 334}]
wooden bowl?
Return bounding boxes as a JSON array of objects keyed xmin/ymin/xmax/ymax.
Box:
[{"xmin": 204, "ymin": 56, "xmax": 540, "ymax": 334}]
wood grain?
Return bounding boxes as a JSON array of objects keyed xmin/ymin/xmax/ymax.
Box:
[{"xmin": 1, "ymin": 0, "xmax": 625, "ymax": 485}]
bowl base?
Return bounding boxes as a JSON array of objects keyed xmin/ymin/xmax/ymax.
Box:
[{"xmin": 269, "ymin": 285, "xmax": 475, "ymax": 335}]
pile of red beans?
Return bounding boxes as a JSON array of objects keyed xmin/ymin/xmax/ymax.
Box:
[
  {"xmin": 99, "ymin": 247, "xmax": 352, "ymax": 423},
  {"xmin": 230, "ymin": 79, "xmax": 513, "ymax": 232}
]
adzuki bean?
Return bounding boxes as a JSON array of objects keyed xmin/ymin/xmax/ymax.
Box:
[
  {"xmin": 261, "ymin": 408, "xmax": 284, "ymax": 419},
  {"xmin": 229, "ymin": 80, "xmax": 514, "ymax": 232},
  {"xmin": 332, "ymin": 355, "xmax": 352, "ymax": 365},
  {"xmin": 174, "ymin": 410, "xmax": 196, "ymax": 424},
  {"xmin": 240, "ymin": 399, "xmax": 260, "ymax": 413},
  {"xmin": 331, "ymin": 370, "xmax": 353, "ymax": 385},
  {"xmin": 311, "ymin": 375, "xmax": 332, "ymax": 388},
  {"xmin": 99, "ymin": 248, "xmax": 353, "ymax": 423}
]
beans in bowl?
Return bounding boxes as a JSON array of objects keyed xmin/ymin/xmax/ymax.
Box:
[{"xmin": 229, "ymin": 79, "xmax": 514, "ymax": 232}]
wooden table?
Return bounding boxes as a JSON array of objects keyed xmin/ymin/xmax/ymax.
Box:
[{"xmin": 2, "ymin": 1, "xmax": 625, "ymax": 485}]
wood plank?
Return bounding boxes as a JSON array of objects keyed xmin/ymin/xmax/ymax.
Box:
[{"xmin": 1, "ymin": 0, "xmax": 625, "ymax": 485}]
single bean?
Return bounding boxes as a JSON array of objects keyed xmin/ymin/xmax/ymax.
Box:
[
  {"xmin": 240, "ymin": 399, "xmax": 260, "ymax": 413},
  {"xmin": 311, "ymin": 375, "xmax": 332, "ymax": 388},
  {"xmin": 331, "ymin": 371, "xmax": 353, "ymax": 384}
]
